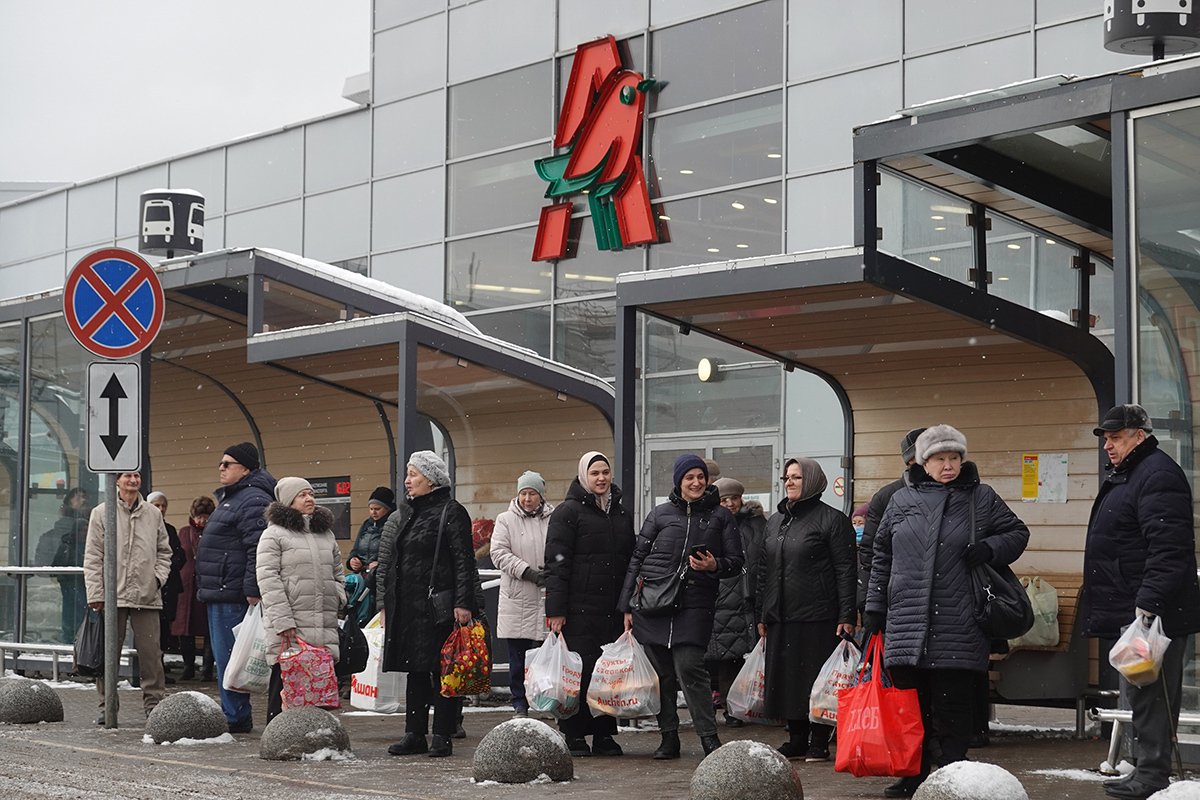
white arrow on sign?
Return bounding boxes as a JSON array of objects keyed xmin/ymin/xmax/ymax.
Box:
[{"xmin": 86, "ymin": 362, "xmax": 141, "ymax": 472}]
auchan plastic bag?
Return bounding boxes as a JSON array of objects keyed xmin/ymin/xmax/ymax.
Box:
[
  {"xmin": 809, "ymin": 636, "xmax": 862, "ymax": 726},
  {"xmin": 524, "ymin": 633, "xmax": 582, "ymax": 719},
  {"xmin": 725, "ymin": 637, "xmax": 782, "ymax": 726},
  {"xmin": 351, "ymin": 611, "xmax": 405, "ymax": 713},
  {"xmin": 1109, "ymin": 615, "xmax": 1171, "ymax": 688},
  {"xmin": 223, "ymin": 604, "xmax": 270, "ymax": 694},
  {"xmin": 587, "ymin": 631, "xmax": 661, "ymax": 718}
]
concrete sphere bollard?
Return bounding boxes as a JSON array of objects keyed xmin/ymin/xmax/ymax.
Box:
[
  {"xmin": 690, "ymin": 740, "xmax": 803, "ymax": 800},
  {"xmin": 1149, "ymin": 784, "xmax": 1200, "ymax": 799},
  {"xmin": 145, "ymin": 691, "xmax": 227, "ymax": 743},
  {"xmin": 0, "ymin": 677, "xmax": 64, "ymax": 724},
  {"xmin": 913, "ymin": 762, "xmax": 1028, "ymax": 800},
  {"xmin": 259, "ymin": 707, "xmax": 351, "ymax": 761},
  {"xmin": 472, "ymin": 718, "xmax": 574, "ymax": 784}
]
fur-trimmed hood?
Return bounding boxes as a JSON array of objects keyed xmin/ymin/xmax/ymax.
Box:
[{"xmin": 265, "ymin": 502, "xmax": 334, "ymax": 534}]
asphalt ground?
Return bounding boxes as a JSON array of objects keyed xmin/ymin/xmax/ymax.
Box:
[{"xmin": 0, "ymin": 674, "xmax": 1193, "ymax": 800}]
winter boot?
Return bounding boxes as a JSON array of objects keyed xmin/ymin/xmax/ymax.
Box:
[
  {"xmin": 387, "ymin": 733, "xmax": 428, "ymax": 755},
  {"xmin": 700, "ymin": 734, "xmax": 722, "ymax": 756},
  {"xmin": 653, "ymin": 731, "xmax": 681, "ymax": 760},
  {"xmin": 777, "ymin": 733, "xmax": 806, "ymax": 759},
  {"xmin": 591, "ymin": 735, "xmax": 623, "ymax": 756},
  {"xmin": 428, "ymin": 735, "xmax": 453, "ymax": 757}
]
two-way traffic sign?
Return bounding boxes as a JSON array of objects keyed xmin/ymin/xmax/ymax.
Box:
[{"xmin": 86, "ymin": 362, "xmax": 141, "ymax": 472}]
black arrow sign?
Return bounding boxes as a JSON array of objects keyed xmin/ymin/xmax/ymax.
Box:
[{"xmin": 99, "ymin": 374, "xmax": 127, "ymax": 459}]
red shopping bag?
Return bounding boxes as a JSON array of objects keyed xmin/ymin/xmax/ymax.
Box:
[
  {"xmin": 279, "ymin": 637, "xmax": 341, "ymax": 710},
  {"xmin": 439, "ymin": 620, "xmax": 491, "ymax": 697},
  {"xmin": 834, "ymin": 635, "xmax": 923, "ymax": 777}
]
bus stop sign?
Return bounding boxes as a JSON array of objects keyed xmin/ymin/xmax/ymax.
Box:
[{"xmin": 64, "ymin": 248, "xmax": 164, "ymax": 359}]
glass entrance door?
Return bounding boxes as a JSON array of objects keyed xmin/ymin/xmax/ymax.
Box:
[{"xmin": 644, "ymin": 437, "xmax": 779, "ymax": 513}]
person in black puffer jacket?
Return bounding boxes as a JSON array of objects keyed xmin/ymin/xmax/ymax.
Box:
[
  {"xmin": 619, "ymin": 454, "xmax": 744, "ymax": 760},
  {"xmin": 196, "ymin": 442, "xmax": 276, "ymax": 732},
  {"xmin": 756, "ymin": 457, "xmax": 856, "ymax": 762},
  {"xmin": 864, "ymin": 425, "xmax": 1029, "ymax": 798},
  {"xmin": 705, "ymin": 477, "xmax": 765, "ymax": 728},
  {"xmin": 544, "ymin": 451, "xmax": 636, "ymax": 758}
]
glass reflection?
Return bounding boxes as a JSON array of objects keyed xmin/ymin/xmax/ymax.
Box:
[
  {"xmin": 261, "ymin": 280, "xmax": 348, "ymax": 332},
  {"xmin": 879, "ymin": 172, "xmax": 974, "ymax": 285},
  {"xmin": 651, "ymin": 1, "xmax": 783, "ymax": 111},
  {"xmin": 650, "ymin": 92, "xmax": 783, "ymax": 198},
  {"xmin": 468, "ymin": 306, "xmax": 551, "ymax": 356},
  {"xmin": 447, "ymin": 228, "xmax": 551, "ymax": 312},
  {"xmin": 644, "ymin": 371, "xmax": 780, "ymax": 435},
  {"xmin": 556, "ymin": 215, "xmax": 644, "ymax": 299},
  {"xmin": 648, "ymin": 183, "xmax": 782, "ymax": 270},
  {"xmin": 555, "ymin": 299, "xmax": 616, "ymax": 379},
  {"xmin": 449, "ymin": 144, "xmax": 550, "ymax": 236},
  {"xmin": 450, "ymin": 62, "xmax": 552, "ymax": 159},
  {"xmin": 986, "ymin": 217, "xmax": 1034, "ymax": 307},
  {"xmin": 0, "ymin": 322, "xmax": 19, "ymax": 622}
]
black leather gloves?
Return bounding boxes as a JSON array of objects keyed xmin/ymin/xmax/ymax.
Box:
[
  {"xmin": 861, "ymin": 610, "xmax": 886, "ymax": 642},
  {"xmin": 965, "ymin": 541, "xmax": 992, "ymax": 568},
  {"xmin": 522, "ymin": 566, "xmax": 546, "ymax": 586}
]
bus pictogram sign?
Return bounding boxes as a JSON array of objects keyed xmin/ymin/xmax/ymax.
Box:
[{"xmin": 64, "ymin": 248, "xmax": 164, "ymax": 359}]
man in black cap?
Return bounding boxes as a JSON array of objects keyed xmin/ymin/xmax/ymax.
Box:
[
  {"xmin": 1080, "ymin": 404, "xmax": 1200, "ymax": 799},
  {"xmin": 196, "ymin": 442, "xmax": 276, "ymax": 733},
  {"xmin": 857, "ymin": 427, "xmax": 925, "ymax": 610}
]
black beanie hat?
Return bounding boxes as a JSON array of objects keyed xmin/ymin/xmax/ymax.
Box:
[
  {"xmin": 900, "ymin": 428, "xmax": 926, "ymax": 464},
  {"xmin": 224, "ymin": 442, "xmax": 259, "ymax": 471},
  {"xmin": 368, "ymin": 486, "xmax": 396, "ymax": 511}
]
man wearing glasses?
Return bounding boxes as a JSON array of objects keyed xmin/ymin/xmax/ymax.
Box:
[{"xmin": 195, "ymin": 442, "xmax": 275, "ymax": 733}]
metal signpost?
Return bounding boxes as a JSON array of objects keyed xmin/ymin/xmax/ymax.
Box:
[{"xmin": 65, "ymin": 248, "xmax": 163, "ymax": 729}]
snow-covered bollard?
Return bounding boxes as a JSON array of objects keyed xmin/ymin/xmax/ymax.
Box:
[
  {"xmin": 1149, "ymin": 783, "xmax": 1200, "ymax": 799},
  {"xmin": 472, "ymin": 718, "xmax": 573, "ymax": 784},
  {"xmin": 0, "ymin": 677, "xmax": 64, "ymax": 724},
  {"xmin": 259, "ymin": 707, "xmax": 351, "ymax": 761},
  {"xmin": 144, "ymin": 691, "xmax": 227, "ymax": 743},
  {"xmin": 913, "ymin": 762, "xmax": 1028, "ymax": 800},
  {"xmin": 690, "ymin": 740, "xmax": 803, "ymax": 800}
]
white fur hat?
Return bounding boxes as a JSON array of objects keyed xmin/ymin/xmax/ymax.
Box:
[{"xmin": 915, "ymin": 424, "xmax": 968, "ymax": 464}]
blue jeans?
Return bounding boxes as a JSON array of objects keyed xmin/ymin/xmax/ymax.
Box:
[
  {"xmin": 505, "ymin": 638, "xmax": 537, "ymax": 711},
  {"xmin": 208, "ymin": 601, "xmax": 252, "ymax": 725}
]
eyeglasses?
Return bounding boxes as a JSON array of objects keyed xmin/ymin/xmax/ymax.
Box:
[
  {"xmin": 217, "ymin": 460, "xmax": 239, "ymax": 470},
  {"xmin": 779, "ymin": 475, "xmax": 803, "ymax": 483}
]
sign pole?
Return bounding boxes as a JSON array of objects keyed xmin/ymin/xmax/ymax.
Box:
[{"xmin": 103, "ymin": 477, "xmax": 118, "ymax": 728}]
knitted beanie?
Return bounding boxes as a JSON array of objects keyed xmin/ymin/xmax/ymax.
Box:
[
  {"xmin": 367, "ymin": 486, "xmax": 396, "ymax": 511},
  {"xmin": 223, "ymin": 442, "xmax": 260, "ymax": 471},
  {"xmin": 672, "ymin": 454, "xmax": 709, "ymax": 491},
  {"xmin": 915, "ymin": 424, "xmax": 968, "ymax": 464},
  {"xmin": 516, "ymin": 470, "xmax": 545, "ymax": 498},
  {"xmin": 275, "ymin": 477, "xmax": 313, "ymax": 507},
  {"xmin": 408, "ymin": 450, "xmax": 450, "ymax": 488},
  {"xmin": 900, "ymin": 428, "xmax": 927, "ymax": 464}
]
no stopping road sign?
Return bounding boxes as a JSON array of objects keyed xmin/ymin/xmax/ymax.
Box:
[{"xmin": 64, "ymin": 248, "xmax": 164, "ymax": 359}]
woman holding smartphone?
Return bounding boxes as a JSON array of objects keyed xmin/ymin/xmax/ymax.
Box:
[{"xmin": 619, "ymin": 454, "xmax": 744, "ymax": 759}]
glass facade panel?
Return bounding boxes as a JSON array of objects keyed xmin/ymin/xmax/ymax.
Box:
[
  {"xmin": 556, "ymin": 216, "xmax": 644, "ymax": 299},
  {"xmin": 986, "ymin": 217, "xmax": 1034, "ymax": 307},
  {"xmin": 784, "ymin": 368, "xmax": 844, "ymax": 456},
  {"xmin": 787, "ymin": 66, "xmax": 901, "ymax": 175},
  {"xmin": 372, "ymin": 168, "xmax": 446, "ymax": 251},
  {"xmin": 785, "ymin": 169, "xmax": 854, "ymax": 252},
  {"xmin": 555, "ymin": 298, "xmax": 616, "ymax": 379},
  {"xmin": 651, "ymin": 0, "xmax": 766, "ymax": 27},
  {"xmin": 0, "ymin": 323, "xmax": 19, "ymax": 571},
  {"xmin": 26, "ymin": 573, "xmax": 84, "ymax": 645},
  {"xmin": 447, "ymin": 0, "xmax": 554, "ymax": 84},
  {"xmin": 66, "ymin": 180, "xmax": 116, "ymax": 248},
  {"xmin": 169, "ymin": 149, "xmax": 226, "ymax": 217},
  {"xmin": 371, "ymin": 244, "xmax": 446, "ymax": 301},
  {"xmin": 1036, "ymin": 0, "xmax": 1101, "ymax": 21},
  {"xmin": 650, "ymin": 0, "xmax": 783, "ymax": 112},
  {"xmin": 304, "ymin": 185, "xmax": 370, "ymax": 264},
  {"xmin": 650, "ymin": 92, "xmax": 782, "ymax": 198},
  {"xmin": 1092, "ymin": 257, "xmax": 1116, "ymax": 352},
  {"xmin": 447, "ymin": 227, "xmax": 548, "ymax": 312},
  {"xmin": 305, "ymin": 111, "xmax": 370, "ymax": 194},
  {"xmin": 904, "ymin": 34, "xmax": 1033, "ymax": 108},
  {"xmin": 116, "ymin": 166, "xmax": 169, "ymax": 238},
  {"xmin": 374, "ymin": 92, "xmax": 447, "ymax": 176},
  {"xmin": 261, "ymin": 280, "xmax": 347, "ymax": 332},
  {"xmin": 904, "ymin": 0, "xmax": 1032, "ymax": 53},
  {"xmin": 0, "ymin": 192, "xmax": 66, "ymax": 265},
  {"xmin": 469, "ymin": 305, "xmax": 551, "ymax": 357},
  {"xmin": 788, "ymin": 0, "xmax": 901, "ymax": 80},
  {"xmin": 225, "ymin": 201, "xmax": 303, "ymax": 253},
  {"xmin": 449, "ymin": 63, "xmax": 551, "ymax": 159},
  {"xmin": 644, "ymin": 370, "xmax": 780, "ymax": 434},
  {"xmin": 226, "ymin": 130, "xmax": 303, "ymax": 211},
  {"xmin": 650, "ymin": 183, "xmax": 782, "ymax": 269},
  {"xmin": 373, "ymin": 16, "xmax": 447, "ymax": 103},
  {"xmin": 1033, "ymin": 235, "xmax": 1080, "ymax": 320},
  {"xmin": 448, "ymin": 144, "xmax": 549, "ymax": 235}
]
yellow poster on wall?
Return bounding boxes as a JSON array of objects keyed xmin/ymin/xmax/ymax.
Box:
[{"xmin": 1022, "ymin": 454, "xmax": 1039, "ymax": 501}]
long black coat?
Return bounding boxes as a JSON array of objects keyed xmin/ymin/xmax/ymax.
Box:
[
  {"xmin": 857, "ymin": 473, "xmax": 909, "ymax": 609},
  {"xmin": 544, "ymin": 479, "xmax": 636, "ymax": 651},
  {"xmin": 706, "ymin": 504, "xmax": 765, "ymax": 661},
  {"xmin": 619, "ymin": 485, "xmax": 744, "ymax": 649},
  {"xmin": 866, "ymin": 462, "xmax": 1029, "ymax": 672},
  {"xmin": 757, "ymin": 495, "xmax": 856, "ymax": 626},
  {"xmin": 377, "ymin": 487, "xmax": 479, "ymax": 673},
  {"xmin": 196, "ymin": 469, "xmax": 275, "ymax": 603},
  {"xmin": 1080, "ymin": 436, "xmax": 1200, "ymax": 639}
]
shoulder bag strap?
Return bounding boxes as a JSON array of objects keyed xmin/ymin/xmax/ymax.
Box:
[
  {"xmin": 427, "ymin": 502, "xmax": 452, "ymax": 600},
  {"xmin": 967, "ymin": 486, "xmax": 977, "ymax": 545}
]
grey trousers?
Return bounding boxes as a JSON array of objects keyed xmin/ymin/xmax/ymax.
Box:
[
  {"xmin": 1124, "ymin": 632, "xmax": 1187, "ymax": 789},
  {"xmin": 646, "ymin": 643, "xmax": 718, "ymax": 738},
  {"xmin": 94, "ymin": 607, "xmax": 165, "ymax": 716}
]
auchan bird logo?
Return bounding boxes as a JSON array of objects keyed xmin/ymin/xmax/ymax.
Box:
[{"xmin": 531, "ymin": 35, "xmax": 659, "ymax": 262}]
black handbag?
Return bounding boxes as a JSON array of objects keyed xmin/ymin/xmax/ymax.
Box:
[
  {"xmin": 73, "ymin": 608, "xmax": 104, "ymax": 677},
  {"xmin": 426, "ymin": 503, "xmax": 455, "ymax": 627},
  {"xmin": 630, "ymin": 521, "xmax": 694, "ymax": 617},
  {"xmin": 967, "ymin": 489, "xmax": 1034, "ymax": 640},
  {"xmin": 335, "ymin": 605, "xmax": 369, "ymax": 678}
]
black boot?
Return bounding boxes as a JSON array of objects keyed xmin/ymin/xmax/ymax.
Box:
[
  {"xmin": 883, "ymin": 776, "xmax": 922, "ymax": 798},
  {"xmin": 700, "ymin": 734, "xmax": 721, "ymax": 756},
  {"xmin": 428, "ymin": 734, "xmax": 452, "ymax": 757},
  {"xmin": 777, "ymin": 733, "xmax": 806, "ymax": 759},
  {"xmin": 387, "ymin": 733, "xmax": 428, "ymax": 755},
  {"xmin": 653, "ymin": 731, "xmax": 681, "ymax": 760}
]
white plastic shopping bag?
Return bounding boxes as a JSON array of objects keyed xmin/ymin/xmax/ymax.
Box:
[
  {"xmin": 725, "ymin": 637, "xmax": 782, "ymax": 725},
  {"xmin": 524, "ymin": 632, "xmax": 582, "ymax": 719},
  {"xmin": 351, "ymin": 611, "xmax": 405, "ymax": 713},
  {"xmin": 1008, "ymin": 576, "xmax": 1059, "ymax": 648},
  {"xmin": 809, "ymin": 636, "xmax": 862, "ymax": 726},
  {"xmin": 586, "ymin": 630, "xmax": 661, "ymax": 718},
  {"xmin": 223, "ymin": 604, "xmax": 270, "ymax": 693},
  {"xmin": 1109, "ymin": 615, "xmax": 1171, "ymax": 688}
]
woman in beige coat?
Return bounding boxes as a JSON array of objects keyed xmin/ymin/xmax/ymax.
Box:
[
  {"xmin": 256, "ymin": 477, "xmax": 346, "ymax": 721},
  {"xmin": 490, "ymin": 470, "xmax": 553, "ymax": 717}
]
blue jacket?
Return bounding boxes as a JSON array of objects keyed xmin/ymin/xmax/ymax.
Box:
[
  {"xmin": 195, "ymin": 468, "xmax": 276, "ymax": 603},
  {"xmin": 1080, "ymin": 436, "xmax": 1200, "ymax": 639}
]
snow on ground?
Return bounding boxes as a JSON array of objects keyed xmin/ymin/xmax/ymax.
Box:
[
  {"xmin": 3, "ymin": 672, "xmax": 133, "ymax": 691},
  {"xmin": 1027, "ymin": 768, "xmax": 1109, "ymax": 782},
  {"xmin": 300, "ymin": 748, "xmax": 354, "ymax": 762},
  {"xmin": 1150, "ymin": 782, "xmax": 1200, "ymax": 799},
  {"xmin": 142, "ymin": 732, "xmax": 235, "ymax": 746}
]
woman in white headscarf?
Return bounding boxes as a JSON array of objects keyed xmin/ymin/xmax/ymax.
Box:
[{"xmin": 543, "ymin": 452, "xmax": 636, "ymax": 757}]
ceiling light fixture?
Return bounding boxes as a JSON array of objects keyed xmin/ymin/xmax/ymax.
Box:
[
  {"xmin": 763, "ymin": 198, "xmax": 778, "ymax": 204},
  {"xmin": 679, "ymin": 169, "xmax": 694, "ymax": 175},
  {"xmin": 730, "ymin": 201, "xmax": 745, "ymax": 210}
]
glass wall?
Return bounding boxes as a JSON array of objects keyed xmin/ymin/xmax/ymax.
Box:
[{"xmin": 0, "ymin": 322, "xmax": 19, "ymax": 640}]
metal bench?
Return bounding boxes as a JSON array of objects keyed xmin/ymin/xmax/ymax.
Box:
[
  {"xmin": 1090, "ymin": 707, "xmax": 1200, "ymax": 775},
  {"xmin": 0, "ymin": 642, "xmax": 138, "ymax": 682}
]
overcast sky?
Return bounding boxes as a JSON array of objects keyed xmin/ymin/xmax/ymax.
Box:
[{"xmin": 0, "ymin": 1, "xmax": 370, "ymax": 183}]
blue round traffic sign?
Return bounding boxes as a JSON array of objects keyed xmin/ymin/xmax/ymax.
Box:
[{"xmin": 63, "ymin": 248, "xmax": 164, "ymax": 358}]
